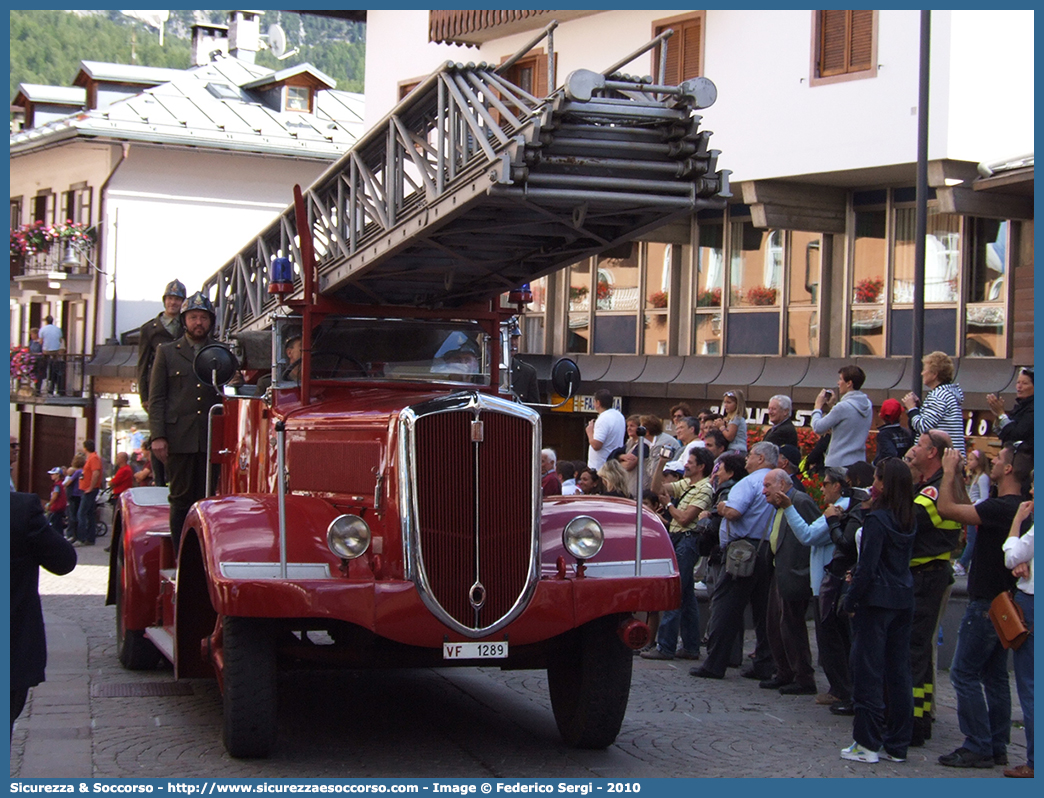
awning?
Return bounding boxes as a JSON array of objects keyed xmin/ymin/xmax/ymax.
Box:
[{"xmin": 85, "ymin": 344, "xmax": 138, "ymax": 378}]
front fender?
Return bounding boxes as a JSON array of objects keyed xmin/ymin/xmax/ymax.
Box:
[
  {"xmin": 540, "ymin": 495, "xmax": 677, "ymax": 576},
  {"xmin": 111, "ymin": 487, "xmax": 171, "ymax": 630},
  {"xmin": 185, "ymin": 494, "xmax": 350, "ymax": 618}
]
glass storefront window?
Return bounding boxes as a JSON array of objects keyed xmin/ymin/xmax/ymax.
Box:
[
  {"xmin": 592, "ymin": 248, "xmax": 639, "ymax": 354},
  {"xmin": 695, "ymin": 222, "xmax": 724, "ymax": 309},
  {"xmin": 964, "ymin": 218, "xmax": 1008, "ymax": 358},
  {"xmin": 525, "ymin": 275, "xmax": 548, "ymax": 313},
  {"xmin": 693, "ymin": 312, "xmax": 722, "ymax": 355},
  {"xmin": 850, "ymin": 307, "xmax": 885, "ymax": 356},
  {"xmin": 893, "ymin": 207, "xmax": 960, "ymax": 303},
  {"xmin": 730, "ymin": 222, "xmax": 782, "ymax": 307},
  {"xmin": 967, "ymin": 219, "xmax": 1007, "ymax": 303},
  {"xmin": 786, "ymin": 308, "xmax": 819, "ymax": 356},
  {"xmin": 643, "ymin": 313, "xmax": 669, "ymax": 354},
  {"xmin": 852, "ymin": 209, "xmax": 886, "ymax": 305},
  {"xmin": 788, "ymin": 231, "xmax": 822, "ymax": 304},
  {"xmin": 645, "ymin": 242, "xmax": 672, "ymax": 310},
  {"xmin": 568, "ymin": 261, "xmax": 590, "ymax": 313}
]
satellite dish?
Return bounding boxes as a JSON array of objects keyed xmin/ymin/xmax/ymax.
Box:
[{"xmin": 267, "ymin": 24, "xmax": 287, "ymax": 58}]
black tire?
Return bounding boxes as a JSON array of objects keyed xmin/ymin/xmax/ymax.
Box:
[
  {"xmin": 546, "ymin": 614, "xmax": 633, "ymax": 749},
  {"xmin": 221, "ymin": 616, "xmax": 277, "ymax": 758},
  {"xmin": 115, "ymin": 547, "xmax": 162, "ymax": 670}
]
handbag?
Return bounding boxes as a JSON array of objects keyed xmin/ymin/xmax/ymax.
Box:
[
  {"xmin": 724, "ymin": 538, "xmax": 759, "ymax": 578},
  {"xmin": 988, "ymin": 590, "xmax": 1030, "ymax": 650}
]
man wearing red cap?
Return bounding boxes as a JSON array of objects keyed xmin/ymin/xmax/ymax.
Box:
[{"xmin": 874, "ymin": 398, "xmax": 913, "ymax": 465}]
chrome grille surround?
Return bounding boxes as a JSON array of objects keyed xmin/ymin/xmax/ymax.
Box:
[{"xmin": 399, "ymin": 392, "xmax": 541, "ymax": 638}]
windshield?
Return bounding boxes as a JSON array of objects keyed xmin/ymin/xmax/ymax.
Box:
[{"xmin": 271, "ymin": 316, "xmax": 491, "ymax": 387}]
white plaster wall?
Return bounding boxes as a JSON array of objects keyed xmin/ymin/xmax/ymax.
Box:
[
  {"xmin": 364, "ymin": 9, "xmax": 1033, "ymax": 181},
  {"xmin": 102, "ymin": 146, "xmax": 329, "ymax": 336},
  {"xmin": 945, "ymin": 9, "xmax": 1034, "ymax": 164},
  {"xmin": 363, "ymin": 10, "xmax": 473, "ymax": 129}
]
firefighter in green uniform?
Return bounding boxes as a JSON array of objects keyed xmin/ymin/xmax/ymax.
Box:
[{"xmin": 904, "ymin": 430, "xmax": 963, "ymax": 746}]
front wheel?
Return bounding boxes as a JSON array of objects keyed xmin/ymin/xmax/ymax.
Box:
[
  {"xmin": 546, "ymin": 615, "xmax": 633, "ymax": 749},
  {"xmin": 221, "ymin": 616, "xmax": 277, "ymax": 758}
]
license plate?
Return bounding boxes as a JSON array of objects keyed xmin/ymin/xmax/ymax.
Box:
[{"xmin": 442, "ymin": 641, "xmax": 508, "ymax": 660}]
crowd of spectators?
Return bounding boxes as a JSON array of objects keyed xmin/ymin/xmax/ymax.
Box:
[{"xmin": 550, "ymin": 356, "xmax": 1033, "ymax": 775}]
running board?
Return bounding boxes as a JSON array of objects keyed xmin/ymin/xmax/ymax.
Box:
[{"xmin": 144, "ymin": 626, "xmax": 175, "ymax": 663}]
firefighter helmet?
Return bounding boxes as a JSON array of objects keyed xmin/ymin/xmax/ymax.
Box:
[
  {"xmin": 181, "ymin": 291, "xmax": 215, "ymax": 322},
  {"xmin": 162, "ymin": 279, "xmax": 187, "ymax": 300}
]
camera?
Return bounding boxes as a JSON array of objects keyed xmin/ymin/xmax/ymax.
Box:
[
  {"xmin": 823, "ymin": 389, "xmax": 833, "ymax": 399},
  {"xmin": 660, "ymin": 445, "xmax": 673, "ymax": 459}
]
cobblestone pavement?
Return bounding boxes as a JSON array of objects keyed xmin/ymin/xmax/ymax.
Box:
[{"xmin": 11, "ymin": 542, "xmax": 1028, "ymax": 779}]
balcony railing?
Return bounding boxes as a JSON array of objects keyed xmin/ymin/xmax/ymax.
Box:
[
  {"xmin": 10, "ymin": 246, "xmax": 97, "ymax": 279},
  {"xmin": 10, "ymin": 352, "xmax": 90, "ymax": 402}
]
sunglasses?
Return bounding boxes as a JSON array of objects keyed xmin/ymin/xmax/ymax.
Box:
[
  {"xmin": 10, "ymin": 443, "xmax": 19, "ymax": 449},
  {"xmin": 723, "ymin": 392, "xmax": 736, "ymax": 398}
]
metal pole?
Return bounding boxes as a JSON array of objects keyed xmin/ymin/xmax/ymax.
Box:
[
  {"xmin": 911, "ymin": 10, "xmax": 931, "ymax": 395},
  {"xmin": 635, "ymin": 425, "xmax": 646, "ymax": 576},
  {"xmin": 276, "ymin": 420, "xmax": 287, "ymax": 579}
]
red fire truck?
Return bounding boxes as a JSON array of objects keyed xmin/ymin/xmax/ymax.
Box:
[{"xmin": 107, "ymin": 34, "xmax": 728, "ymax": 759}]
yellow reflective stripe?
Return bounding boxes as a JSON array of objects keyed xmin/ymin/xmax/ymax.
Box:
[
  {"xmin": 913, "ymin": 494, "xmax": 962, "ymax": 530},
  {"xmin": 910, "ymin": 552, "xmax": 952, "ymax": 566},
  {"xmin": 913, "ymin": 687, "xmax": 926, "ymax": 698}
]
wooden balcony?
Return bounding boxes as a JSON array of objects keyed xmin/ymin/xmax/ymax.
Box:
[{"xmin": 428, "ymin": 9, "xmax": 598, "ymax": 45}]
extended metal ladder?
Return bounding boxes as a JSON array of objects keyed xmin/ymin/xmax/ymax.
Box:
[{"xmin": 204, "ymin": 32, "xmax": 731, "ymax": 335}]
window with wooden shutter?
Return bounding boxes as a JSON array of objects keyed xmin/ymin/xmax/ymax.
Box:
[
  {"xmin": 653, "ymin": 13, "xmax": 705, "ymax": 84},
  {"xmin": 812, "ymin": 10, "xmax": 877, "ymax": 85},
  {"xmin": 500, "ymin": 51, "xmax": 552, "ymax": 98}
]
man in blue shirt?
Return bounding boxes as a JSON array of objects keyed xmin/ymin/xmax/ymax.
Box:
[{"xmin": 692, "ymin": 441, "xmax": 779, "ymax": 680}]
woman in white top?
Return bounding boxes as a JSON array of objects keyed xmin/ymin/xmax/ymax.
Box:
[
  {"xmin": 721, "ymin": 389, "xmax": 748, "ymax": 452},
  {"xmin": 1002, "ymin": 486, "xmax": 1034, "ymax": 778}
]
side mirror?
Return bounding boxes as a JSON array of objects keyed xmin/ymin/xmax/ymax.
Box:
[
  {"xmin": 194, "ymin": 344, "xmax": 240, "ymax": 388},
  {"xmin": 551, "ymin": 358, "xmax": 580, "ymax": 399}
]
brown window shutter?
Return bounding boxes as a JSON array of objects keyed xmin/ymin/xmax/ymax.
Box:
[
  {"xmin": 848, "ymin": 10, "xmax": 874, "ymax": 71},
  {"xmin": 656, "ymin": 15, "xmax": 702, "ymax": 84},
  {"xmin": 819, "ymin": 10, "xmax": 849, "ymax": 77}
]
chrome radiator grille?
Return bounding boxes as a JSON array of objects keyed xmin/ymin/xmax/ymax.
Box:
[{"xmin": 401, "ymin": 394, "xmax": 540, "ymax": 637}]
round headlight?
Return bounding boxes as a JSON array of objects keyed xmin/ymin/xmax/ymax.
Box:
[
  {"xmin": 563, "ymin": 515, "xmax": 604, "ymax": 560},
  {"xmin": 327, "ymin": 515, "xmax": 371, "ymax": 560}
]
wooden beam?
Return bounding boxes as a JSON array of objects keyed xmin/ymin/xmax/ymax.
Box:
[
  {"xmin": 926, "ymin": 158, "xmax": 981, "ymax": 187},
  {"xmin": 751, "ymin": 205, "xmax": 846, "ymax": 234},
  {"xmin": 936, "ymin": 187, "xmax": 1033, "ymax": 220}
]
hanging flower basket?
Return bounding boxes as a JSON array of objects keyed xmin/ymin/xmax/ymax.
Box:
[{"xmin": 649, "ymin": 290, "xmax": 669, "ymax": 308}]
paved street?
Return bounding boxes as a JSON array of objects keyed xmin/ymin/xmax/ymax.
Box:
[{"xmin": 12, "ymin": 542, "xmax": 1027, "ymax": 780}]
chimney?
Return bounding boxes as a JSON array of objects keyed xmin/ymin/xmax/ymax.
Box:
[
  {"xmin": 228, "ymin": 10, "xmax": 263, "ymax": 64},
  {"xmin": 191, "ymin": 23, "xmax": 229, "ymax": 66}
]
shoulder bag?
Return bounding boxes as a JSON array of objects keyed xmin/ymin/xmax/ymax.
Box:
[{"xmin": 988, "ymin": 590, "xmax": 1030, "ymax": 650}]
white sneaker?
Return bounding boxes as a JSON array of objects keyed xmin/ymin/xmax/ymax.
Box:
[
  {"xmin": 953, "ymin": 563, "xmax": 967, "ymax": 576},
  {"xmin": 841, "ymin": 742, "xmax": 879, "ymax": 763},
  {"xmin": 879, "ymin": 751, "xmax": 906, "ymax": 763}
]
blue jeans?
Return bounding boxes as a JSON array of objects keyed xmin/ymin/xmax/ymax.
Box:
[
  {"xmin": 77, "ymin": 489, "xmax": 98, "ymax": 544},
  {"xmin": 657, "ymin": 533, "xmax": 702, "ymax": 655},
  {"xmin": 949, "ymin": 599, "xmax": 1011, "ymax": 757},
  {"xmin": 1013, "ymin": 589, "xmax": 1034, "ymax": 768},
  {"xmin": 958, "ymin": 526, "xmax": 977, "ymax": 570}
]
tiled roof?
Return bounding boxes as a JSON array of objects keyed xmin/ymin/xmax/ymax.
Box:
[{"xmin": 11, "ymin": 56, "xmax": 363, "ymax": 160}]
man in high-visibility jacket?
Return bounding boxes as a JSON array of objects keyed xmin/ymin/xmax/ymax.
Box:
[{"xmin": 905, "ymin": 430, "xmax": 962, "ymax": 747}]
